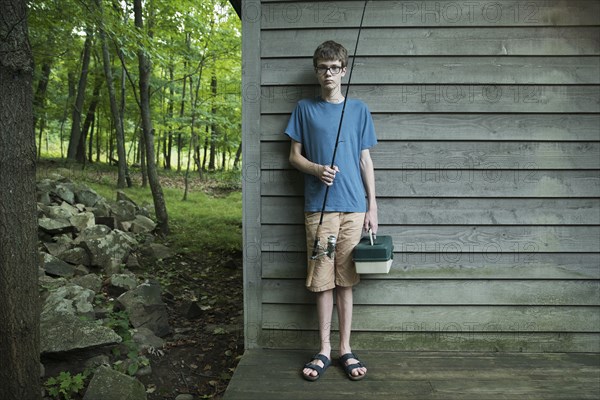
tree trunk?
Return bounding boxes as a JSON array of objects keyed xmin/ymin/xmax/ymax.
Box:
[
  {"xmin": 77, "ymin": 73, "xmax": 102, "ymax": 163},
  {"xmin": 208, "ymin": 74, "xmax": 217, "ymax": 171},
  {"xmin": 233, "ymin": 141, "xmax": 242, "ymax": 169},
  {"xmin": 222, "ymin": 132, "xmax": 227, "ymax": 170},
  {"xmin": 96, "ymin": 0, "xmax": 129, "ymax": 187},
  {"xmin": 67, "ymin": 27, "xmax": 93, "ymax": 160},
  {"xmin": 202, "ymin": 133, "xmax": 209, "ymax": 171},
  {"xmin": 33, "ymin": 61, "xmax": 51, "ymax": 155},
  {"xmin": 139, "ymin": 130, "xmax": 147, "ymax": 187},
  {"xmin": 164, "ymin": 64, "xmax": 174, "ymax": 170},
  {"xmin": 0, "ymin": 1, "xmax": 40, "ymax": 398},
  {"xmin": 134, "ymin": 0, "xmax": 169, "ymax": 234},
  {"xmin": 88, "ymin": 113, "xmax": 95, "ymax": 162}
]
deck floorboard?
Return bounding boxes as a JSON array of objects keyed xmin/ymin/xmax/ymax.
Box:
[{"xmin": 223, "ymin": 349, "xmax": 600, "ymax": 400}]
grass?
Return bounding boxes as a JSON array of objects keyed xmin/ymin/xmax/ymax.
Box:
[{"xmin": 37, "ymin": 158, "xmax": 242, "ymax": 255}]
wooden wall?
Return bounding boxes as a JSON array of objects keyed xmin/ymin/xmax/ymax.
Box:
[{"xmin": 242, "ymin": 0, "xmax": 600, "ymax": 351}]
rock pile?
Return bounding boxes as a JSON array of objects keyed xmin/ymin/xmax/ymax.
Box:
[{"xmin": 37, "ymin": 175, "xmax": 174, "ymax": 400}]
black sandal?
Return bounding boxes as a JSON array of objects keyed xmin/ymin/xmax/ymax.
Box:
[
  {"xmin": 339, "ymin": 352, "xmax": 367, "ymax": 381},
  {"xmin": 302, "ymin": 353, "xmax": 331, "ymax": 381}
]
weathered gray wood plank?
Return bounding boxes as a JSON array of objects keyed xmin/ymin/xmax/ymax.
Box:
[
  {"xmin": 258, "ymin": 330, "xmax": 600, "ymax": 352},
  {"xmin": 260, "ymin": 1, "xmax": 600, "ymax": 28},
  {"xmin": 241, "ymin": 0, "xmax": 262, "ymax": 350},
  {"xmin": 262, "ymin": 141, "xmax": 600, "ymax": 169},
  {"xmin": 261, "ymin": 225, "xmax": 600, "ymax": 253},
  {"xmin": 261, "ymin": 27, "xmax": 600, "ymax": 57},
  {"xmin": 263, "ymin": 57, "xmax": 600, "ymax": 85},
  {"xmin": 224, "ymin": 350, "xmax": 598, "ymax": 400},
  {"xmin": 224, "ymin": 350, "xmax": 600, "ymax": 399},
  {"xmin": 261, "ymin": 197, "xmax": 600, "ymax": 225},
  {"xmin": 261, "ymin": 85, "xmax": 600, "ymax": 113},
  {"xmin": 262, "ymin": 304, "xmax": 600, "ymax": 332},
  {"xmin": 261, "ymin": 170, "xmax": 600, "ymax": 197},
  {"xmin": 261, "ymin": 113, "xmax": 600, "ymax": 141},
  {"xmin": 262, "ymin": 279, "xmax": 600, "ymax": 306},
  {"xmin": 261, "ymin": 251, "xmax": 600, "ymax": 280}
]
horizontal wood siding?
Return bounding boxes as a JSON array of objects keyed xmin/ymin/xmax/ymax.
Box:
[{"xmin": 245, "ymin": 0, "xmax": 600, "ymax": 351}]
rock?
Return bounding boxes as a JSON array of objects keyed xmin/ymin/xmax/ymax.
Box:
[
  {"xmin": 76, "ymin": 187, "xmax": 102, "ymax": 207},
  {"xmin": 103, "ymin": 260, "xmax": 124, "ymax": 276},
  {"xmin": 111, "ymin": 200, "xmax": 137, "ymax": 222},
  {"xmin": 117, "ymin": 281, "xmax": 171, "ymax": 337},
  {"xmin": 69, "ymin": 211, "xmax": 96, "ymax": 232},
  {"xmin": 89, "ymin": 199, "xmax": 112, "ymax": 218},
  {"xmin": 84, "ymin": 355, "xmax": 111, "ymax": 370},
  {"xmin": 40, "ymin": 313, "xmax": 121, "ymax": 354},
  {"xmin": 181, "ymin": 301, "xmax": 204, "ymax": 320},
  {"xmin": 71, "ymin": 274, "xmax": 103, "ymax": 293},
  {"xmin": 116, "ymin": 190, "xmax": 138, "ymax": 207},
  {"xmin": 74, "ymin": 264, "xmax": 91, "ymax": 276},
  {"xmin": 42, "ymin": 284, "xmax": 96, "ymax": 319},
  {"xmin": 79, "ymin": 227, "xmax": 137, "ymax": 269},
  {"xmin": 37, "ymin": 190, "xmax": 52, "ymax": 205},
  {"xmin": 43, "ymin": 241, "xmax": 72, "ymax": 257},
  {"xmin": 141, "ymin": 243, "xmax": 174, "ymax": 260},
  {"xmin": 107, "ymin": 273, "xmax": 138, "ymax": 297},
  {"xmin": 130, "ymin": 215, "xmax": 156, "ymax": 234},
  {"xmin": 54, "ymin": 183, "xmax": 76, "ymax": 204},
  {"xmin": 135, "ymin": 365, "xmax": 152, "ymax": 377},
  {"xmin": 44, "ymin": 203, "xmax": 77, "ymax": 221},
  {"xmin": 77, "ymin": 224, "xmax": 112, "ymax": 241},
  {"xmin": 126, "ymin": 254, "xmax": 141, "ymax": 270},
  {"xmin": 175, "ymin": 395, "xmax": 194, "ymax": 400},
  {"xmin": 59, "ymin": 247, "xmax": 91, "ymax": 266},
  {"xmin": 38, "ymin": 217, "xmax": 74, "ymax": 235},
  {"xmin": 41, "ymin": 253, "xmax": 76, "ymax": 278},
  {"xmin": 83, "ymin": 366, "xmax": 146, "ymax": 400},
  {"xmin": 131, "ymin": 327, "xmax": 165, "ymax": 351},
  {"xmin": 120, "ymin": 220, "xmax": 133, "ymax": 232},
  {"xmin": 38, "ymin": 276, "xmax": 69, "ymax": 293}
]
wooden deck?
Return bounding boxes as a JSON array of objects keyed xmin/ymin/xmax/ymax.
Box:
[{"xmin": 223, "ymin": 349, "xmax": 600, "ymax": 399}]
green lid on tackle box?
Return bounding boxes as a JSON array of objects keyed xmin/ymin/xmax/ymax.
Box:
[{"xmin": 353, "ymin": 232, "xmax": 394, "ymax": 274}]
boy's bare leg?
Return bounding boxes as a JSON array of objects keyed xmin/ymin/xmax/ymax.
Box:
[
  {"xmin": 303, "ymin": 289, "xmax": 334, "ymax": 378},
  {"xmin": 336, "ymin": 286, "xmax": 367, "ymax": 378}
]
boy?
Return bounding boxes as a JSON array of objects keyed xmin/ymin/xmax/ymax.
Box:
[{"xmin": 284, "ymin": 40, "xmax": 378, "ymax": 381}]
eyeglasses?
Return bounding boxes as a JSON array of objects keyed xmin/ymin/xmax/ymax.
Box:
[{"xmin": 315, "ymin": 65, "xmax": 343, "ymax": 75}]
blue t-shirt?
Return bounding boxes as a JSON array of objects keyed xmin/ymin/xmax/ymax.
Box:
[{"xmin": 284, "ymin": 96, "xmax": 377, "ymax": 212}]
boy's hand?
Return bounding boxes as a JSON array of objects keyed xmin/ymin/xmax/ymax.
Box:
[
  {"xmin": 364, "ymin": 209, "xmax": 378, "ymax": 234},
  {"xmin": 318, "ymin": 165, "xmax": 339, "ymax": 186}
]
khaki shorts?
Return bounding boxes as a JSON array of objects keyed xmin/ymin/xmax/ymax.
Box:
[{"xmin": 304, "ymin": 212, "xmax": 365, "ymax": 292}]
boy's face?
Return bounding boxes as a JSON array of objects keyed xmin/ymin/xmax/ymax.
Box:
[{"xmin": 315, "ymin": 58, "xmax": 347, "ymax": 95}]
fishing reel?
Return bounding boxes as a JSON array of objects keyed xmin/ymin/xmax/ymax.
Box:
[{"xmin": 311, "ymin": 235, "xmax": 337, "ymax": 260}]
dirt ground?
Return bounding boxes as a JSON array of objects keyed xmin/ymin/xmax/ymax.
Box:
[{"xmin": 137, "ymin": 250, "xmax": 245, "ymax": 399}]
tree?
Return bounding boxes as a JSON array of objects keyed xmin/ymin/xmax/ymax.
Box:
[
  {"xmin": 67, "ymin": 23, "xmax": 93, "ymax": 160},
  {"xmin": 96, "ymin": 0, "xmax": 129, "ymax": 187},
  {"xmin": 0, "ymin": 0, "xmax": 41, "ymax": 399},
  {"xmin": 134, "ymin": 0, "xmax": 169, "ymax": 235}
]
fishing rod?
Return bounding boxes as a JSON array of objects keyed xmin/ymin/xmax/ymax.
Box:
[{"xmin": 310, "ymin": 0, "xmax": 369, "ymax": 266}]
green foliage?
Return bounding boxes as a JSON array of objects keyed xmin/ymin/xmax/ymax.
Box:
[
  {"xmin": 81, "ymin": 172, "xmax": 242, "ymax": 254},
  {"xmin": 104, "ymin": 310, "xmax": 132, "ymax": 342},
  {"xmin": 44, "ymin": 370, "xmax": 90, "ymax": 400},
  {"xmin": 102, "ymin": 309, "xmax": 149, "ymax": 376},
  {"xmin": 29, "ymin": 0, "xmax": 242, "ymax": 170}
]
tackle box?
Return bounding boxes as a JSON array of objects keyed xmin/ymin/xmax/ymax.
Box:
[{"xmin": 353, "ymin": 232, "xmax": 394, "ymax": 274}]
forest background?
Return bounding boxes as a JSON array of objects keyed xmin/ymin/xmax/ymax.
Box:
[{"xmin": 30, "ymin": 0, "xmax": 242, "ymax": 236}]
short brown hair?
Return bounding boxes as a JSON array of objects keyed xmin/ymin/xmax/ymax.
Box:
[{"xmin": 313, "ymin": 40, "xmax": 348, "ymax": 68}]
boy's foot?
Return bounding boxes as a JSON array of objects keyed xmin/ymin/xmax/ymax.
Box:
[
  {"xmin": 302, "ymin": 353, "xmax": 331, "ymax": 381},
  {"xmin": 339, "ymin": 352, "xmax": 367, "ymax": 381}
]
